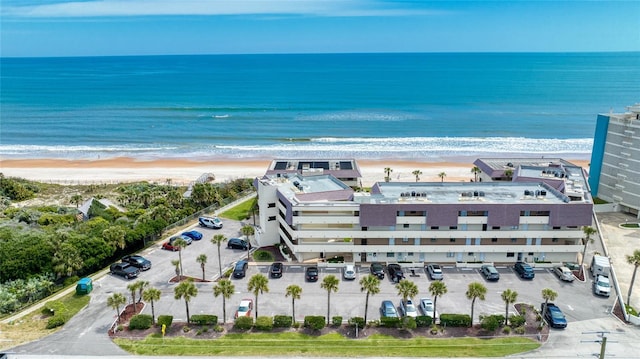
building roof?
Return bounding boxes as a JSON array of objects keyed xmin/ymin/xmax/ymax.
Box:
[
  {"xmin": 265, "ymin": 159, "xmax": 362, "ymax": 180},
  {"xmin": 265, "ymin": 173, "xmax": 354, "ymax": 202}
]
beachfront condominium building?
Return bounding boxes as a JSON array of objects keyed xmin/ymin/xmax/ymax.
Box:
[
  {"xmin": 589, "ymin": 104, "xmax": 640, "ymax": 218},
  {"xmin": 253, "ymin": 158, "xmax": 593, "ymax": 265}
]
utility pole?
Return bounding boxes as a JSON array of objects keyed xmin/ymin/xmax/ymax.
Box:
[{"xmin": 581, "ymin": 331, "xmax": 618, "ymax": 359}]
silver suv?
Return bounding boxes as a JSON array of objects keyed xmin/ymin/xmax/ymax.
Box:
[{"xmin": 425, "ymin": 263, "xmax": 444, "ymax": 280}]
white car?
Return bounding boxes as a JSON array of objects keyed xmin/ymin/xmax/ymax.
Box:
[
  {"xmin": 400, "ymin": 299, "xmax": 418, "ymax": 318},
  {"xmin": 343, "ymin": 264, "xmax": 356, "ymax": 280},
  {"xmin": 235, "ymin": 298, "xmax": 253, "ymax": 318},
  {"xmin": 554, "ymin": 266, "xmax": 574, "ymax": 282},
  {"xmin": 420, "ymin": 298, "xmax": 438, "ymax": 319}
]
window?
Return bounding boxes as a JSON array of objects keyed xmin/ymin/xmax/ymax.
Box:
[
  {"xmin": 362, "ymin": 227, "xmax": 368, "ymax": 231},
  {"xmin": 268, "ymin": 216, "xmax": 276, "ymax": 221},
  {"xmin": 446, "ymin": 252, "xmax": 455, "ymax": 258},
  {"xmin": 354, "ymin": 211, "xmax": 359, "ymax": 216},
  {"xmin": 507, "ymin": 252, "xmax": 515, "ymax": 257},
  {"xmin": 268, "ymin": 203, "xmax": 276, "ymax": 208},
  {"xmin": 386, "ymin": 252, "xmax": 394, "ymax": 258},
  {"xmin": 552, "ymin": 238, "xmax": 559, "ymax": 243},
  {"xmin": 467, "ymin": 210, "xmax": 488, "ymax": 217},
  {"xmin": 431, "ymin": 226, "xmax": 439, "ymax": 230},
  {"xmin": 402, "ymin": 238, "xmax": 409, "ymax": 242},
  {"xmin": 450, "ymin": 226, "xmax": 458, "ymax": 230},
  {"xmin": 491, "ymin": 238, "xmax": 498, "ymax": 243},
  {"xmin": 553, "ymin": 226, "xmax": 561, "ymax": 230},
  {"xmin": 468, "ymin": 252, "xmax": 474, "ymax": 256},
  {"xmin": 408, "ymin": 252, "xmax": 414, "ymax": 256},
  {"xmin": 511, "ymin": 238, "xmax": 517, "ymax": 243},
  {"xmin": 528, "ymin": 252, "xmax": 534, "ymax": 256},
  {"xmin": 431, "ymin": 238, "xmax": 437, "ymax": 242},
  {"xmin": 450, "ymin": 238, "xmax": 456, "ymax": 243},
  {"xmin": 403, "ymin": 224, "xmax": 410, "ymax": 228},
  {"xmin": 492, "ymin": 226, "xmax": 501, "ymax": 230},
  {"xmin": 511, "ymin": 225, "xmax": 519, "ymax": 230}
]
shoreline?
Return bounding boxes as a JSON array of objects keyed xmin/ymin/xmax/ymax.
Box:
[{"xmin": 0, "ymin": 156, "xmax": 591, "ymax": 187}]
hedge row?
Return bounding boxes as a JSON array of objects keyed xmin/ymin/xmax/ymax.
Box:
[
  {"xmin": 190, "ymin": 314, "xmax": 218, "ymax": 325},
  {"xmin": 304, "ymin": 316, "xmax": 326, "ymax": 330},
  {"xmin": 129, "ymin": 314, "xmax": 153, "ymax": 330},
  {"xmin": 440, "ymin": 313, "xmax": 471, "ymax": 327}
]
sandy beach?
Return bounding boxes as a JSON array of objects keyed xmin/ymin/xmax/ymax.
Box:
[{"xmin": 0, "ymin": 157, "xmax": 590, "ymax": 187}]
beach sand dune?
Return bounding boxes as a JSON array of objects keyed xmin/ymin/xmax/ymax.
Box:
[{"xmin": 0, "ymin": 157, "xmax": 589, "ymax": 187}]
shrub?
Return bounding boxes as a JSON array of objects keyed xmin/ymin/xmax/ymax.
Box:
[
  {"xmin": 129, "ymin": 314, "xmax": 153, "ymax": 330},
  {"xmin": 183, "ymin": 326, "xmax": 191, "ymax": 333},
  {"xmin": 402, "ymin": 316, "xmax": 417, "ymax": 330},
  {"xmin": 380, "ymin": 317, "xmax": 400, "ymax": 328},
  {"xmin": 509, "ymin": 314, "xmax": 526, "ymax": 327},
  {"xmin": 190, "ymin": 314, "xmax": 218, "ymax": 325},
  {"xmin": 234, "ymin": 316, "xmax": 253, "ymax": 330},
  {"xmin": 304, "ymin": 316, "xmax": 326, "ymax": 330},
  {"xmin": 42, "ymin": 300, "xmax": 67, "ymax": 317},
  {"xmin": 157, "ymin": 315, "xmax": 173, "ymax": 328},
  {"xmin": 273, "ymin": 315, "xmax": 293, "ymax": 328},
  {"xmin": 63, "ymin": 276, "xmax": 80, "ymax": 287},
  {"xmin": 332, "ymin": 316, "xmax": 343, "ymax": 326},
  {"xmin": 46, "ymin": 315, "xmax": 67, "ymax": 329},
  {"xmin": 480, "ymin": 314, "xmax": 505, "ymax": 331},
  {"xmin": 514, "ymin": 325, "xmax": 526, "ymax": 335},
  {"xmin": 415, "ymin": 315, "xmax": 432, "ymax": 327},
  {"xmin": 255, "ymin": 316, "xmax": 273, "ymax": 331},
  {"xmin": 502, "ymin": 326, "xmax": 512, "ymax": 334},
  {"xmin": 439, "ymin": 314, "xmax": 471, "ymax": 327},
  {"xmin": 348, "ymin": 316, "xmax": 365, "ymax": 328},
  {"xmin": 252, "ymin": 250, "xmax": 274, "ymax": 262}
]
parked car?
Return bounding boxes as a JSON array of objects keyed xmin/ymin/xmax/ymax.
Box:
[
  {"xmin": 387, "ymin": 264, "xmax": 405, "ymax": 283},
  {"xmin": 554, "ymin": 266, "xmax": 574, "ymax": 282},
  {"xmin": 110, "ymin": 262, "xmax": 140, "ymax": 279},
  {"xmin": 270, "ymin": 262, "xmax": 283, "ymax": 278},
  {"xmin": 425, "ymin": 263, "xmax": 444, "ymax": 280},
  {"xmin": 199, "ymin": 216, "xmax": 223, "ymax": 229},
  {"xmin": 305, "ymin": 266, "xmax": 319, "ymax": 282},
  {"xmin": 380, "ymin": 300, "xmax": 398, "ymax": 318},
  {"xmin": 593, "ymin": 274, "xmax": 611, "ymax": 297},
  {"xmin": 514, "ymin": 262, "xmax": 535, "ymax": 279},
  {"xmin": 343, "ymin": 264, "xmax": 356, "ymax": 280},
  {"xmin": 169, "ymin": 234, "xmax": 193, "ymax": 245},
  {"xmin": 181, "ymin": 230, "xmax": 203, "ymax": 241},
  {"xmin": 419, "ymin": 297, "xmax": 438, "ymax": 319},
  {"xmin": 235, "ymin": 298, "xmax": 253, "ymax": 318},
  {"xmin": 121, "ymin": 255, "xmax": 151, "ymax": 271},
  {"xmin": 399, "ymin": 299, "xmax": 418, "ymax": 318},
  {"xmin": 162, "ymin": 241, "xmax": 180, "ymax": 251},
  {"xmin": 480, "ymin": 265, "xmax": 500, "ymax": 281},
  {"xmin": 541, "ymin": 302, "xmax": 567, "ymax": 329},
  {"xmin": 233, "ymin": 260, "xmax": 248, "ymax": 278},
  {"xmin": 227, "ymin": 237, "xmax": 249, "ymax": 250},
  {"xmin": 370, "ymin": 262, "xmax": 385, "ymax": 279}
]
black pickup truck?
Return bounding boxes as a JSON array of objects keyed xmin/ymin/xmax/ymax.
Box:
[
  {"xmin": 110, "ymin": 262, "xmax": 140, "ymax": 279},
  {"xmin": 121, "ymin": 255, "xmax": 152, "ymax": 271}
]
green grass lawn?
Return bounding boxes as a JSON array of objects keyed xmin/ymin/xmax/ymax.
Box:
[
  {"xmin": 220, "ymin": 197, "xmax": 256, "ymax": 221},
  {"xmin": 114, "ymin": 332, "xmax": 540, "ymax": 357}
]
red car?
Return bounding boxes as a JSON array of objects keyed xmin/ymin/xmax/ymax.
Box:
[
  {"xmin": 162, "ymin": 241, "xmax": 181, "ymax": 251},
  {"xmin": 235, "ymin": 299, "xmax": 253, "ymax": 318}
]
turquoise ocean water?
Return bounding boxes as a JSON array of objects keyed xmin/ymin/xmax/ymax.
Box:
[{"xmin": 1, "ymin": 52, "xmax": 639, "ymax": 161}]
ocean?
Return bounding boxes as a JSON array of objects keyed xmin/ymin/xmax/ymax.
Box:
[{"xmin": 1, "ymin": 52, "xmax": 639, "ymax": 161}]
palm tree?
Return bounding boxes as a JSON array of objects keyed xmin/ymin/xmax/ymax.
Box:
[
  {"xmin": 126, "ymin": 282, "xmax": 139, "ymax": 306},
  {"xmin": 501, "ymin": 289, "xmax": 518, "ymax": 326},
  {"xmin": 171, "ymin": 259, "xmax": 181, "ymax": 277},
  {"xmin": 196, "ymin": 254, "xmax": 207, "ymax": 280},
  {"xmin": 241, "ymin": 225, "xmax": 255, "ymax": 261},
  {"xmin": 52, "ymin": 242, "xmax": 83, "ymax": 279},
  {"xmin": 107, "ymin": 293, "xmax": 127, "ymax": 325},
  {"xmin": 136, "ymin": 280, "xmax": 149, "ymax": 303},
  {"xmin": 174, "ymin": 279, "xmax": 198, "ymax": 324},
  {"xmin": 504, "ymin": 169, "xmax": 514, "ymax": 181},
  {"xmin": 142, "ymin": 287, "xmax": 161, "ymax": 325},
  {"xmin": 103, "ymin": 226, "xmax": 127, "ymax": 250},
  {"xmin": 541, "ymin": 288, "xmax": 558, "ymax": 319},
  {"xmin": 321, "ymin": 275, "xmax": 340, "ymax": 324},
  {"xmin": 359, "ymin": 275, "xmax": 380, "ymax": 324},
  {"xmin": 466, "ymin": 282, "xmax": 487, "ymax": 326},
  {"xmin": 471, "ymin": 166, "xmax": 481, "ymax": 182},
  {"xmin": 384, "ymin": 167, "xmax": 393, "ymax": 182},
  {"xmin": 213, "ymin": 279, "xmax": 235, "ymax": 324},
  {"xmin": 172, "ymin": 237, "xmax": 188, "ymax": 280},
  {"xmin": 285, "ymin": 284, "xmax": 303, "ymax": 325},
  {"xmin": 396, "ymin": 279, "xmax": 419, "ymax": 303},
  {"xmin": 211, "ymin": 234, "xmax": 227, "ymax": 279},
  {"xmin": 626, "ymin": 249, "xmax": 640, "ymax": 306},
  {"xmin": 412, "ymin": 170, "xmax": 422, "ymax": 182},
  {"xmin": 438, "ymin": 172, "xmax": 447, "ymax": 183},
  {"xmin": 247, "ymin": 273, "xmax": 269, "ymax": 319},
  {"xmin": 580, "ymin": 226, "xmax": 597, "ymax": 268},
  {"xmin": 428, "ymin": 281, "xmax": 448, "ymax": 321},
  {"xmin": 71, "ymin": 194, "xmax": 83, "ymax": 209}
]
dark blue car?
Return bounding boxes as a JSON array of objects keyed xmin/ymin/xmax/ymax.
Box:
[
  {"xmin": 542, "ymin": 303, "xmax": 567, "ymax": 329},
  {"xmin": 182, "ymin": 230, "xmax": 203, "ymax": 241}
]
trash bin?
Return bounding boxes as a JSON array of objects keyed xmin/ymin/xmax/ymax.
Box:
[{"xmin": 75, "ymin": 277, "xmax": 93, "ymax": 295}]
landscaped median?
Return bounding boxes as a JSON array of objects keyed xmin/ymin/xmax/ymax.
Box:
[{"xmin": 114, "ymin": 332, "xmax": 540, "ymax": 357}]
